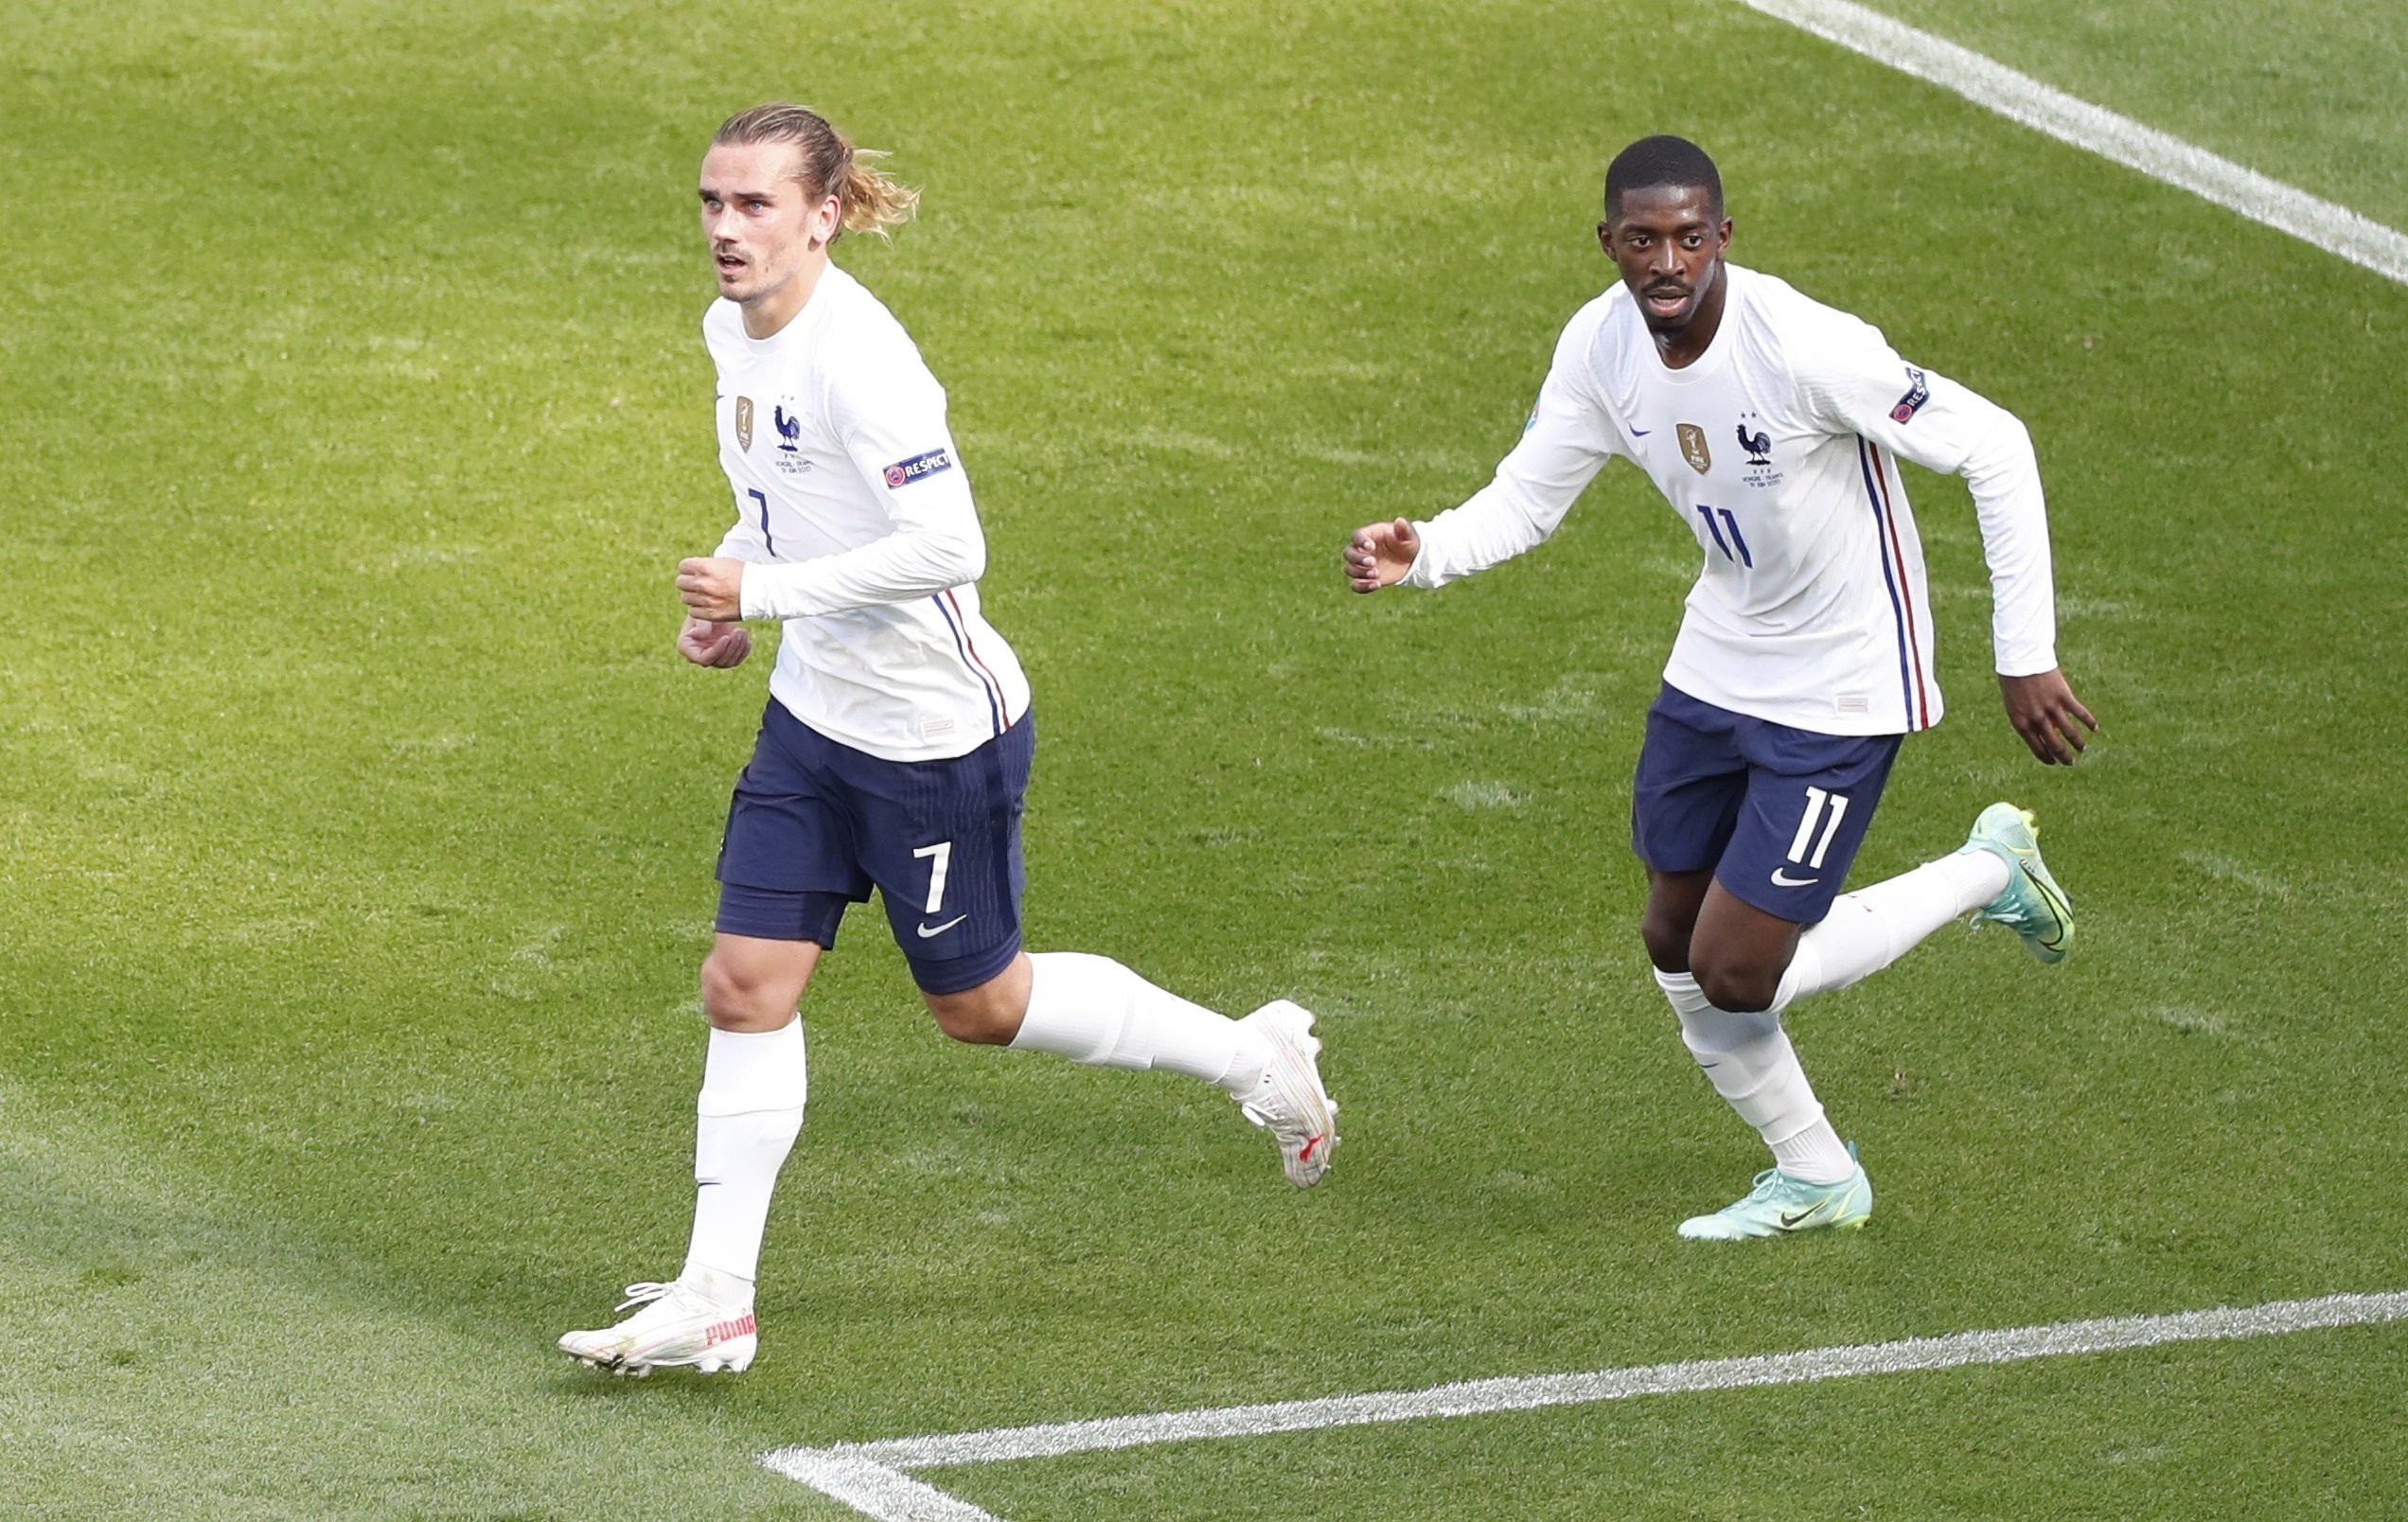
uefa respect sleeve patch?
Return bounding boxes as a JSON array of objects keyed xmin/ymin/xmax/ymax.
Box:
[
  {"xmin": 1889, "ymin": 366, "xmax": 1930, "ymax": 424},
  {"xmin": 882, "ymin": 448, "xmax": 955, "ymax": 488}
]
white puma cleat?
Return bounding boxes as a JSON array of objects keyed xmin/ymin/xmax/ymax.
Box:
[
  {"xmin": 558, "ymin": 1281, "xmax": 757, "ymax": 1375},
  {"xmin": 1235, "ymin": 1000, "xmax": 1339, "ymax": 1188}
]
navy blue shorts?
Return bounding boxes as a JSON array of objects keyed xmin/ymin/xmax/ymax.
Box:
[
  {"xmin": 714, "ymin": 700, "xmax": 1032, "ymax": 996},
  {"xmin": 1630, "ymin": 683, "xmax": 1901, "ymax": 926}
]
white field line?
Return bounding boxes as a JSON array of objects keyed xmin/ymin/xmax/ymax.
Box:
[
  {"xmin": 763, "ymin": 1289, "xmax": 2408, "ymax": 1520},
  {"xmin": 1738, "ymin": 0, "xmax": 2408, "ymax": 287}
]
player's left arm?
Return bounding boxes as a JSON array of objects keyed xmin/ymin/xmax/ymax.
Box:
[{"xmin": 1801, "ymin": 333, "xmax": 2096, "ymax": 765}]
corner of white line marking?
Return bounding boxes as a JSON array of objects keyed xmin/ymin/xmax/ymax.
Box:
[{"xmin": 761, "ymin": 1446, "xmax": 1006, "ymax": 1522}]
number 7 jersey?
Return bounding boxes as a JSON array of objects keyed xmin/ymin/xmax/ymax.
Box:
[
  {"xmin": 1403, "ymin": 264, "xmax": 2060, "ymax": 737},
  {"xmin": 703, "ymin": 266, "xmax": 1029, "ymax": 763}
]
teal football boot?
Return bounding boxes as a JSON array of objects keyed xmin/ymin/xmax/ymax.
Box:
[
  {"xmin": 1959, "ymin": 803, "xmax": 2075, "ymax": 965},
  {"xmin": 1677, "ymin": 1144, "xmax": 1873, "ymax": 1240}
]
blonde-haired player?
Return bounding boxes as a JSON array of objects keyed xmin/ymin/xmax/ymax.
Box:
[{"xmin": 560, "ymin": 105, "xmax": 1337, "ymax": 1375}]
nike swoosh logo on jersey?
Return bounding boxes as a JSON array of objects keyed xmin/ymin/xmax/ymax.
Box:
[
  {"xmin": 1631, "ymin": 426, "xmax": 1654, "ymax": 435},
  {"xmin": 916, "ymin": 915, "xmax": 968, "ymax": 938},
  {"xmin": 1770, "ymin": 868, "xmax": 1820, "ymax": 888}
]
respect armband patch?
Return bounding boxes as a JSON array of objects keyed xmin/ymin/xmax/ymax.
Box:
[
  {"xmin": 1889, "ymin": 366, "xmax": 1930, "ymax": 424},
  {"xmin": 882, "ymin": 448, "xmax": 955, "ymax": 488}
]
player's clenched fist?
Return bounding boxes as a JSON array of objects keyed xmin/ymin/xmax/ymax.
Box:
[
  {"xmin": 677, "ymin": 556, "xmax": 747, "ymax": 621},
  {"xmin": 1344, "ymin": 518, "xmax": 1422, "ymax": 593},
  {"xmin": 677, "ymin": 614, "xmax": 752, "ymax": 668}
]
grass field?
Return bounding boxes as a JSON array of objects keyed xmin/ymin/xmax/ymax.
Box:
[{"xmin": 4, "ymin": 0, "xmax": 2404, "ymax": 1516}]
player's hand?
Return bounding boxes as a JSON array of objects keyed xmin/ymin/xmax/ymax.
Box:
[
  {"xmin": 677, "ymin": 614, "xmax": 752, "ymax": 668},
  {"xmin": 677, "ymin": 557, "xmax": 747, "ymax": 621},
  {"xmin": 1344, "ymin": 518, "xmax": 1422, "ymax": 593},
  {"xmin": 1998, "ymin": 669, "xmax": 2097, "ymax": 766}
]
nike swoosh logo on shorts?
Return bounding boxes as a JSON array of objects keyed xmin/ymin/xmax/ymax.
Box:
[
  {"xmin": 1770, "ymin": 868, "xmax": 1820, "ymax": 888},
  {"xmin": 916, "ymin": 915, "xmax": 968, "ymax": 938}
]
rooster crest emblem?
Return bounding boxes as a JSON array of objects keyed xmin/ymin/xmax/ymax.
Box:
[
  {"xmin": 1737, "ymin": 422, "xmax": 1773, "ymax": 466},
  {"xmin": 774, "ymin": 404, "xmax": 802, "ymax": 451}
]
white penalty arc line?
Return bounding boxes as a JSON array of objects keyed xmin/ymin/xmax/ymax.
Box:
[
  {"xmin": 1737, "ymin": 0, "xmax": 2408, "ymax": 287},
  {"xmin": 764, "ymin": 1289, "xmax": 2408, "ymax": 1520}
]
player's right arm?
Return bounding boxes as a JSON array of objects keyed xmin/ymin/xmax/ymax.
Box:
[
  {"xmin": 668, "ymin": 480, "xmax": 774, "ymax": 665},
  {"xmin": 677, "ymin": 613, "xmax": 752, "ymax": 667},
  {"xmin": 669, "ymin": 487, "xmax": 774, "ymax": 666},
  {"xmin": 1345, "ymin": 301, "xmax": 1625, "ymax": 593}
]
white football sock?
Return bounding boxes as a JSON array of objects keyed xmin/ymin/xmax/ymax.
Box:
[
  {"xmin": 679, "ymin": 1016, "xmax": 806, "ymax": 1298},
  {"xmin": 1771, "ymin": 850, "xmax": 2009, "ymax": 1012},
  {"xmin": 1656, "ymin": 968, "xmax": 1855, "ymax": 1185},
  {"xmin": 1009, "ymin": 951, "xmax": 1271, "ymax": 1094}
]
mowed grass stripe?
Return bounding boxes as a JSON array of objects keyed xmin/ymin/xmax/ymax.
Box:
[{"xmin": 0, "ymin": 1080, "xmax": 816, "ymax": 1519}]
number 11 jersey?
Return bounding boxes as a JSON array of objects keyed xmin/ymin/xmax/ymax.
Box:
[{"xmin": 1405, "ymin": 264, "xmax": 2060, "ymax": 737}]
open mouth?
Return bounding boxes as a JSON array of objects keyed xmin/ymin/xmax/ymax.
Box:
[
  {"xmin": 715, "ymin": 251, "xmax": 745, "ymax": 276},
  {"xmin": 1645, "ymin": 286, "xmax": 1689, "ymax": 312}
]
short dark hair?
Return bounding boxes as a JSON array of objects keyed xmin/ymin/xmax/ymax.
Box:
[{"xmin": 1604, "ymin": 135, "xmax": 1723, "ymax": 219}]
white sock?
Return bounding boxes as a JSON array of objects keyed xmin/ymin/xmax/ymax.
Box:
[
  {"xmin": 679, "ymin": 1017, "xmax": 806, "ymax": 1299},
  {"xmin": 1771, "ymin": 849, "xmax": 2009, "ymax": 1012},
  {"xmin": 1008, "ymin": 951, "xmax": 1271, "ymax": 1094},
  {"xmin": 1656, "ymin": 968, "xmax": 1854, "ymax": 1184}
]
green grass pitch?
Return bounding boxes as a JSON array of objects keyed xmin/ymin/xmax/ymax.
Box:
[{"xmin": 3, "ymin": 0, "xmax": 2404, "ymax": 1516}]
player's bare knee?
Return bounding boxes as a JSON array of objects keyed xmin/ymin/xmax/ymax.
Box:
[
  {"xmin": 699, "ymin": 952, "xmax": 783, "ymax": 1029},
  {"xmin": 1691, "ymin": 954, "xmax": 1779, "ymax": 1014},
  {"xmin": 924, "ymin": 992, "xmax": 1018, "ymax": 1045},
  {"xmin": 1638, "ymin": 911, "xmax": 1692, "ymax": 974}
]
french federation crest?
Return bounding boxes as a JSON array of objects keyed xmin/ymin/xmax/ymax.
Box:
[
  {"xmin": 1677, "ymin": 422, "xmax": 1711, "ymax": 475},
  {"xmin": 1736, "ymin": 419, "xmax": 1773, "ymax": 465},
  {"xmin": 1738, "ymin": 411, "xmax": 1782, "ymax": 488},
  {"xmin": 735, "ymin": 396, "xmax": 755, "ymax": 451}
]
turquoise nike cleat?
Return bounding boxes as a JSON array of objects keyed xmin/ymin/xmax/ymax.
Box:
[
  {"xmin": 1677, "ymin": 1145, "xmax": 1873, "ymax": 1240},
  {"xmin": 1959, "ymin": 803, "xmax": 2075, "ymax": 965}
]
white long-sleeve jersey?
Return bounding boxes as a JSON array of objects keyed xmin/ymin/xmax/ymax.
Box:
[
  {"xmin": 705, "ymin": 266, "xmax": 1029, "ymax": 762},
  {"xmin": 1405, "ymin": 264, "xmax": 2058, "ymax": 735}
]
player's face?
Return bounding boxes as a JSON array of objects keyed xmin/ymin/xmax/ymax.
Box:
[
  {"xmin": 1599, "ymin": 186, "xmax": 1731, "ymax": 335},
  {"xmin": 699, "ymin": 141, "xmax": 839, "ymax": 314}
]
